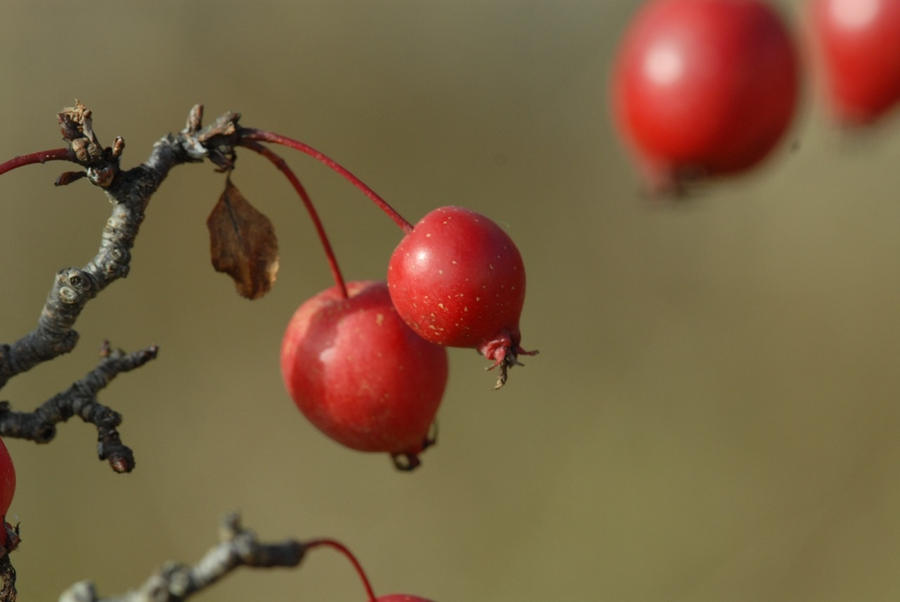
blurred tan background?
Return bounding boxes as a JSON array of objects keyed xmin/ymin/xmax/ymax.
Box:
[{"xmin": 2, "ymin": 1, "xmax": 900, "ymax": 600}]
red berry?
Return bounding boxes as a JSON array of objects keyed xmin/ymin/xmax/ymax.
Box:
[
  {"xmin": 387, "ymin": 206, "xmax": 532, "ymax": 387},
  {"xmin": 0, "ymin": 438, "xmax": 15, "ymax": 547},
  {"xmin": 376, "ymin": 596, "xmax": 435, "ymax": 602},
  {"xmin": 808, "ymin": 0, "xmax": 900, "ymax": 124},
  {"xmin": 280, "ymin": 280, "xmax": 447, "ymax": 469},
  {"xmin": 612, "ymin": 0, "xmax": 799, "ymax": 187}
]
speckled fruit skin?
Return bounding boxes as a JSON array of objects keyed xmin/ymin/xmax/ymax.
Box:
[
  {"xmin": 280, "ymin": 280, "xmax": 447, "ymax": 458},
  {"xmin": 612, "ymin": 0, "xmax": 799, "ymax": 183},
  {"xmin": 0, "ymin": 438, "xmax": 15, "ymax": 546},
  {"xmin": 376, "ymin": 595, "xmax": 435, "ymax": 602},
  {"xmin": 808, "ymin": 0, "xmax": 900, "ymax": 124},
  {"xmin": 387, "ymin": 206, "xmax": 526, "ymax": 365}
]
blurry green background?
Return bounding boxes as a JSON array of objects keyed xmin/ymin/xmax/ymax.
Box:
[{"xmin": 2, "ymin": 1, "xmax": 900, "ymax": 600}]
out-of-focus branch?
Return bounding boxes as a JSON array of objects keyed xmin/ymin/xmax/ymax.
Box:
[
  {"xmin": 0, "ymin": 553, "xmax": 17, "ymax": 602},
  {"xmin": 58, "ymin": 514, "xmax": 307, "ymax": 602}
]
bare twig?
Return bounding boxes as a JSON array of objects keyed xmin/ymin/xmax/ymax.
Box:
[
  {"xmin": 0, "ymin": 342, "xmax": 158, "ymax": 473},
  {"xmin": 0, "ymin": 103, "xmax": 241, "ymax": 475},
  {"xmin": 0, "ymin": 103, "xmax": 238, "ymax": 389},
  {"xmin": 0, "ymin": 104, "xmax": 253, "ymax": 598},
  {"xmin": 58, "ymin": 514, "xmax": 307, "ymax": 602}
]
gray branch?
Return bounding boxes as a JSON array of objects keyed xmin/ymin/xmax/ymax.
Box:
[
  {"xmin": 0, "ymin": 103, "xmax": 237, "ymax": 388},
  {"xmin": 0, "ymin": 104, "xmax": 246, "ymax": 601},
  {"xmin": 0, "ymin": 341, "xmax": 158, "ymax": 473},
  {"xmin": 0, "ymin": 104, "xmax": 241, "ymax": 475},
  {"xmin": 58, "ymin": 514, "xmax": 307, "ymax": 602}
]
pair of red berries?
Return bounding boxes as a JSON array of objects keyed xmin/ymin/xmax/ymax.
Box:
[
  {"xmin": 235, "ymin": 129, "xmax": 530, "ymax": 469},
  {"xmin": 280, "ymin": 205, "xmax": 529, "ymax": 469},
  {"xmin": 612, "ymin": 0, "xmax": 900, "ymax": 189}
]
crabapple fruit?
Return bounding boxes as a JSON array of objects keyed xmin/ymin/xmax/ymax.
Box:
[
  {"xmin": 376, "ymin": 596, "xmax": 435, "ymax": 602},
  {"xmin": 387, "ymin": 206, "xmax": 532, "ymax": 387},
  {"xmin": 280, "ymin": 280, "xmax": 447, "ymax": 469},
  {"xmin": 807, "ymin": 0, "xmax": 900, "ymax": 124},
  {"xmin": 612, "ymin": 0, "xmax": 799, "ymax": 187},
  {"xmin": 0, "ymin": 437, "xmax": 15, "ymax": 546}
]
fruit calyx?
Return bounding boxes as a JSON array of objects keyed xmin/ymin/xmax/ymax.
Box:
[
  {"xmin": 391, "ymin": 422, "xmax": 438, "ymax": 471},
  {"xmin": 478, "ymin": 328, "xmax": 538, "ymax": 389},
  {"xmin": 1, "ymin": 521, "xmax": 20, "ymax": 554}
]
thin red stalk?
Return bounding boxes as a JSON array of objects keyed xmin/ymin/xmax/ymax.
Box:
[
  {"xmin": 305, "ymin": 538, "xmax": 377, "ymax": 602},
  {"xmin": 240, "ymin": 128, "xmax": 414, "ymax": 233},
  {"xmin": 0, "ymin": 148, "xmax": 72, "ymax": 176},
  {"xmin": 240, "ymin": 140, "xmax": 348, "ymax": 299}
]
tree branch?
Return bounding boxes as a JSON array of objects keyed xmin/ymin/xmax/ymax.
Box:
[
  {"xmin": 0, "ymin": 341, "xmax": 158, "ymax": 473},
  {"xmin": 0, "ymin": 103, "xmax": 241, "ymax": 474},
  {"xmin": 0, "ymin": 103, "xmax": 251, "ymax": 601},
  {"xmin": 58, "ymin": 514, "xmax": 307, "ymax": 602},
  {"xmin": 0, "ymin": 103, "xmax": 237, "ymax": 388}
]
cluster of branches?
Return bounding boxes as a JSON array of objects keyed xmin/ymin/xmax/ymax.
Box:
[{"xmin": 0, "ymin": 104, "xmax": 323, "ymax": 600}]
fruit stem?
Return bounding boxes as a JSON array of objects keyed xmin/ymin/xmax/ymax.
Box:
[
  {"xmin": 240, "ymin": 140, "xmax": 348, "ymax": 299},
  {"xmin": 0, "ymin": 148, "xmax": 73, "ymax": 176},
  {"xmin": 239, "ymin": 128, "xmax": 414, "ymax": 233},
  {"xmin": 304, "ymin": 538, "xmax": 378, "ymax": 602}
]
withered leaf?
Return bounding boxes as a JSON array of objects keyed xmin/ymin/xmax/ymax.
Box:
[{"xmin": 207, "ymin": 177, "xmax": 279, "ymax": 299}]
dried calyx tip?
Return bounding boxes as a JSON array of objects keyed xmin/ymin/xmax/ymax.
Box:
[
  {"xmin": 391, "ymin": 452, "xmax": 422, "ymax": 471},
  {"xmin": 481, "ymin": 335, "xmax": 538, "ymax": 389}
]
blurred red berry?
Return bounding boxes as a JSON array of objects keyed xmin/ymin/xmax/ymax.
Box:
[
  {"xmin": 612, "ymin": 0, "xmax": 799, "ymax": 187},
  {"xmin": 808, "ymin": 0, "xmax": 900, "ymax": 124}
]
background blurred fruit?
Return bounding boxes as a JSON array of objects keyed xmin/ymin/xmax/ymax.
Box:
[
  {"xmin": 807, "ymin": 0, "xmax": 900, "ymax": 125},
  {"xmin": 612, "ymin": 0, "xmax": 799, "ymax": 189}
]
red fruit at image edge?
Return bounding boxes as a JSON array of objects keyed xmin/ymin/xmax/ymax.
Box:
[
  {"xmin": 376, "ymin": 596, "xmax": 436, "ymax": 602},
  {"xmin": 612, "ymin": 0, "xmax": 799, "ymax": 187},
  {"xmin": 280, "ymin": 281, "xmax": 447, "ymax": 469},
  {"xmin": 808, "ymin": 0, "xmax": 900, "ymax": 124},
  {"xmin": 387, "ymin": 206, "xmax": 533, "ymax": 387},
  {"xmin": 0, "ymin": 438, "xmax": 15, "ymax": 547}
]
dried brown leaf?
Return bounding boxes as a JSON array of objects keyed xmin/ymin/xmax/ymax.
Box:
[{"xmin": 207, "ymin": 177, "xmax": 279, "ymax": 299}]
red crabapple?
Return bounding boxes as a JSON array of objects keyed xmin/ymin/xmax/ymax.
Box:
[
  {"xmin": 376, "ymin": 596, "xmax": 435, "ymax": 602},
  {"xmin": 388, "ymin": 206, "xmax": 533, "ymax": 388},
  {"xmin": 0, "ymin": 437, "xmax": 15, "ymax": 547},
  {"xmin": 807, "ymin": 0, "xmax": 900, "ymax": 124},
  {"xmin": 612, "ymin": 0, "xmax": 799, "ymax": 188},
  {"xmin": 241, "ymin": 130, "xmax": 535, "ymax": 388},
  {"xmin": 280, "ymin": 280, "xmax": 447, "ymax": 470}
]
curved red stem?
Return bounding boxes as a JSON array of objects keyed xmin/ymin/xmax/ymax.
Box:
[
  {"xmin": 0, "ymin": 148, "xmax": 73, "ymax": 176},
  {"xmin": 239, "ymin": 128, "xmax": 414, "ymax": 233},
  {"xmin": 240, "ymin": 140, "xmax": 348, "ymax": 299},
  {"xmin": 304, "ymin": 538, "xmax": 378, "ymax": 602}
]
